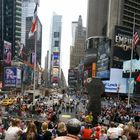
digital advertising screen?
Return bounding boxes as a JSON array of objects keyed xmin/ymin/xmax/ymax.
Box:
[
  {"xmin": 4, "ymin": 67, "xmax": 21, "ymax": 87},
  {"xmin": 3, "ymin": 41, "xmax": 12, "ymax": 65},
  {"xmin": 53, "ymin": 53, "xmax": 59, "ymax": 59},
  {"xmin": 112, "ymin": 26, "xmax": 133, "ymax": 69}
]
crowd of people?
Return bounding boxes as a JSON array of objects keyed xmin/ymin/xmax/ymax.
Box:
[{"xmin": 0, "ymin": 92, "xmax": 139, "ymax": 140}]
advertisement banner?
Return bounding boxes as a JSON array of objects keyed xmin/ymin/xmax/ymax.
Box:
[
  {"xmin": 52, "ymin": 68, "xmax": 59, "ymax": 77},
  {"xmin": 4, "ymin": 67, "xmax": 17, "ymax": 87},
  {"xmin": 4, "ymin": 67, "xmax": 21, "ymax": 87},
  {"xmin": 53, "ymin": 47, "xmax": 59, "ymax": 52},
  {"xmin": 52, "ymin": 77, "xmax": 59, "ymax": 83},
  {"xmin": 112, "ymin": 26, "xmax": 133, "ymax": 69},
  {"xmin": 123, "ymin": 59, "xmax": 140, "ymax": 78},
  {"xmin": 53, "ymin": 53, "xmax": 59, "ymax": 59},
  {"xmin": 53, "ymin": 60, "xmax": 59, "ymax": 67},
  {"xmin": 97, "ymin": 38, "xmax": 111, "ymax": 79},
  {"xmin": 92, "ymin": 63, "xmax": 96, "ymax": 78},
  {"xmin": 3, "ymin": 41, "xmax": 12, "ymax": 65},
  {"xmin": 103, "ymin": 68, "xmax": 128, "ymax": 93}
]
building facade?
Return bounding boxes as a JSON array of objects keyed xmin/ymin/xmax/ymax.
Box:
[
  {"xmin": 21, "ymin": 0, "xmax": 36, "ymax": 45},
  {"xmin": 86, "ymin": 0, "xmax": 140, "ymax": 95},
  {"xmin": 70, "ymin": 15, "xmax": 86, "ymax": 68},
  {"xmin": 25, "ymin": 16, "xmax": 42, "ymax": 65},
  {"xmin": 0, "ymin": 0, "xmax": 22, "ymax": 90},
  {"xmin": 49, "ymin": 13, "xmax": 62, "ymax": 86},
  {"xmin": 107, "ymin": 0, "xmax": 140, "ymax": 39},
  {"xmin": 86, "ymin": 0, "xmax": 109, "ymax": 38},
  {"xmin": 0, "ymin": 0, "xmax": 22, "ymax": 59}
]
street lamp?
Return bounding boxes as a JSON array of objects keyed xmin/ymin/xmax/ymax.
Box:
[{"xmin": 117, "ymin": 84, "xmax": 120, "ymax": 100}]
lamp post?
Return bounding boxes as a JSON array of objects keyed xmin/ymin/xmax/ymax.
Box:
[
  {"xmin": 117, "ymin": 84, "xmax": 120, "ymax": 100},
  {"xmin": 127, "ymin": 13, "xmax": 135, "ymax": 107}
]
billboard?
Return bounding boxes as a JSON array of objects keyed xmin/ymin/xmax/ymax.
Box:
[
  {"xmin": 53, "ymin": 47, "xmax": 59, "ymax": 52},
  {"xmin": 3, "ymin": 41, "xmax": 12, "ymax": 65},
  {"xmin": 96, "ymin": 38, "xmax": 111, "ymax": 79},
  {"xmin": 92, "ymin": 63, "xmax": 96, "ymax": 78},
  {"xmin": 52, "ymin": 77, "xmax": 59, "ymax": 83},
  {"xmin": 112, "ymin": 26, "xmax": 133, "ymax": 69},
  {"xmin": 123, "ymin": 59, "xmax": 140, "ymax": 77},
  {"xmin": 52, "ymin": 68, "xmax": 59, "ymax": 77},
  {"xmin": 53, "ymin": 53, "xmax": 59, "ymax": 59},
  {"xmin": 103, "ymin": 68, "xmax": 128, "ymax": 93},
  {"xmin": 53, "ymin": 59, "xmax": 59, "ymax": 67},
  {"xmin": 4, "ymin": 67, "xmax": 21, "ymax": 87}
]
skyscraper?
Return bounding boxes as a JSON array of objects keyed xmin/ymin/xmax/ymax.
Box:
[
  {"xmin": 0, "ymin": 0, "xmax": 22, "ymax": 59},
  {"xmin": 21, "ymin": 0, "xmax": 36, "ymax": 45},
  {"xmin": 107, "ymin": 0, "xmax": 140, "ymax": 39},
  {"xmin": 86, "ymin": 0, "xmax": 140, "ymax": 69},
  {"xmin": 70, "ymin": 15, "xmax": 86, "ymax": 68},
  {"xmin": 86, "ymin": 0, "xmax": 109, "ymax": 38},
  {"xmin": 25, "ymin": 16, "xmax": 42, "ymax": 65},
  {"xmin": 0, "ymin": 0, "xmax": 22, "ymax": 90},
  {"xmin": 49, "ymin": 13, "xmax": 62, "ymax": 86}
]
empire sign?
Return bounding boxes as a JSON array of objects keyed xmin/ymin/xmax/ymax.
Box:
[{"xmin": 115, "ymin": 34, "xmax": 132, "ymax": 44}]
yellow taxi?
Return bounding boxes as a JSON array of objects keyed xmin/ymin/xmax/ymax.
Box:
[{"xmin": 0, "ymin": 98, "xmax": 15, "ymax": 106}]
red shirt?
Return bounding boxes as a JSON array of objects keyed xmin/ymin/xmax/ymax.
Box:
[{"xmin": 82, "ymin": 128, "xmax": 92, "ymax": 139}]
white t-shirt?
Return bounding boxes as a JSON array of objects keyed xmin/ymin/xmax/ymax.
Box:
[
  {"xmin": 5, "ymin": 126, "xmax": 22, "ymax": 140},
  {"xmin": 107, "ymin": 127, "xmax": 119, "ymax": 139}
]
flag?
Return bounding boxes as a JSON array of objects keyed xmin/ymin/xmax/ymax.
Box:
[
  {"xmin": 136, "ymin": 74, "xmax": 140, "ymax": 82},
  {"xmin": 28, "ymin": 4, "xmax": 38, "ymax": 38},
  {"xmin": 134, "ymin": 29, "xmax": 139, "ymax": 46}
]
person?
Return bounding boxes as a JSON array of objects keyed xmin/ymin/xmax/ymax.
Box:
[
  {"xmin": 5, "ymin": 118, "xmax": 22, "ymax": 140},
  {"xmin": 21, "ymin": 121, "xmax": 40, "ymax": 140},
  {"xmin": 54, "ymin": 118, "xmax": 81, "ymax": 140},
  {"xmin": 56, "ymin": 122, "xmax": 67, "ymax": 136},
  {"xmin": 99, "ymin": 128, "xmax": 108, "ymax": 140},
  {"xmin": 117, "ymin": 124, "xmax": 124, "ymax": 139},
  {"xmin": 41, "ymin": 122, "xmax": 52, "ymax": 140},
  {"xmin": 107, "ymin": 122, "xmax": 119, "ymax": 140},
  {"xmin": 81, "ymin": 124, "xmax": 92, "ymax": 140},
  {"xmin": 85, "ymin": 112, "xmax": 93, "ymax": 125}
]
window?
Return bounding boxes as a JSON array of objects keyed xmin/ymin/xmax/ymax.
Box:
[
  {"xmin": 54, "ymin": 32, "xmax": 59, "ymax": 38},
  {"xmin": 54, "ymin": 41, "xmax": 59, "ymax": 47}
]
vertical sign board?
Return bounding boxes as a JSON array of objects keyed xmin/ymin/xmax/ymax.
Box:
[
  {"xmin": 3, "ymin": 41, "xmax": 12, "ymax": 65},
  {"xmin": 16, "ymin": 68, "xmax": 21, "ymax": 88},
  {"xmin": 4, "ymin": 67, "xmax": 21, "ymax": 88},
  {"xmin": 92, "ymin": 63, "xmax": 96, "ymax": 78}
]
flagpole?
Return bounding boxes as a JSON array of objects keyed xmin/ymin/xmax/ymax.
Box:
[
  {"xmin": 127, "ymin": 13, "xmax": 135, "ymax": 107},
  {"xmin": 33, "ymin": 4, "xmax": 38, "ymax": 105}
]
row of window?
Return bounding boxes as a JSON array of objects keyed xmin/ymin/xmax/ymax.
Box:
[
  {"xmin": 125, "ymin": 0, "xmax": 140, "ymax": 9},
  {"xmin": 54, "ymin": 32, "xmax": 60, "ymax": 38}
]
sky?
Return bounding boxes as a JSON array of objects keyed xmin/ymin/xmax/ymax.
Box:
[{"xmin": 38, "ymin": 0, "xmax": 87, "ymax": 81}]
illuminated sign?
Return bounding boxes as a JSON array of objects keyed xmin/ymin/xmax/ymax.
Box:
[
  {"xmin": 53, "ymin": 53, "xmax": 59, "ymax": 59},
  {"xmin": 4, "ymin": 67, "xmax": 21, "ymax": 87},
  {"xmin": 52, "ymin": 68, "xmax": 59, "ymax": 77},
  {"xmin": 53, "ymin": 47, "xmax": 59, "ymax": 52}
]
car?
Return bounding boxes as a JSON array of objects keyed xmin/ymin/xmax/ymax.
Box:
[{"xmin": 1, "ymin": 98, "xmax": 15, "ymax": 106}]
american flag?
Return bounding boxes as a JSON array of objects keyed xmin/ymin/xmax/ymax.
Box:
[
  {"xmin": 134, "ymin": 30, "xmax": 139, "ymax": 46},
  {"xmin": 28, "ymin": 4, "xmax": 38, "ymax": 38}
]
